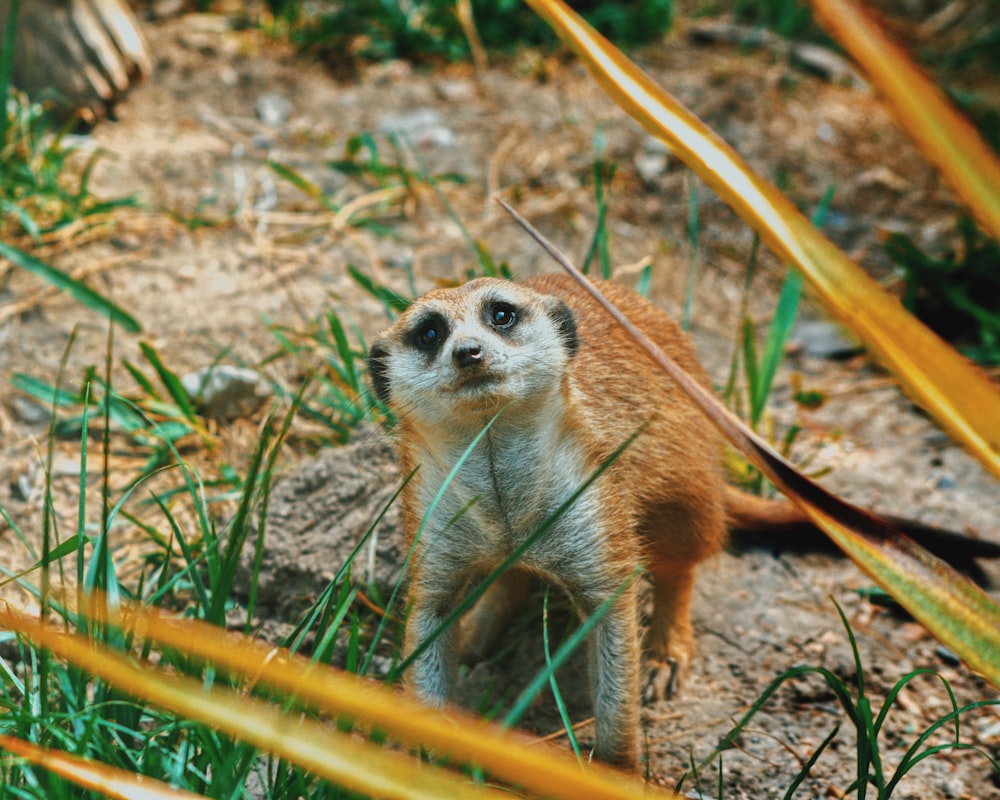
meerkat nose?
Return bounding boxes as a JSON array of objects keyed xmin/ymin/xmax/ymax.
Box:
[{"xmin": 453, "ymin": 340, "xmax": 485, "ymax": 369}]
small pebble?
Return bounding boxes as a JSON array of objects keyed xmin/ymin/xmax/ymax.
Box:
[
  {"xmin": 790, "ymin": 43, "xmax": 868, "ymax": 89},
  {"xmin": 816, "ymin": 122, "xmax": 836, "ymax": 144},
  {"xmin": 255, "ymin": 93, "xmax": 293, "ymax": 127},
  {"xmin": 790, "ymin": 319, "xmax": 863, "ymax": 360},
  {"xmin": 10, "ymin": 396, "xmax": 50, "ymax": 425},
  {"xmin": 12, "ymin": 474, "xmax": 33, "ymax": 502},
  {"xmin": 182, "ymin": 365, "xmax": 273, "ymax": 422},
  {"xmin": 934, "ymin": 472, "xmax": 957, "ymax": 490},
  {"xmin": 434, "ymin": 79, "xmax": 475, "ymax": 103},
  {"xmin": 378, "ymin": 108, "xmax": 455, "ymax": 148}
]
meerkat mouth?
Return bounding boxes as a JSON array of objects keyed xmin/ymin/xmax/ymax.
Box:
[
  {"xmin": 447, "ymin": 370, "xmax": 510, "ymax": 401},
  {"xmin": 454, "ymin": 372, "xmax": 503, "ymax": 390}
]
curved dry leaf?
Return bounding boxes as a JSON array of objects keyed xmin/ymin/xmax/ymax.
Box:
[
  {"xmin": 0, "ymin": 608, "xmax": 507, "ymax": 800},
  {"xmin": 524, "ymin": 0, "xmax": 1000, "ymax": 480},
  {"xmin": 0, "ymin": 735, "xmax": 208, "ymax": 800},
  {"xmin": 6, "ymin": 600, "xmax": 680, "ymax": 800},
  {"xmin": 497, "ymin": 196, "xmax": 1000, "ymax": 689},
  {"xmin": 811, "ymin": 0, "xmax": 1000, "ymax": 241}
]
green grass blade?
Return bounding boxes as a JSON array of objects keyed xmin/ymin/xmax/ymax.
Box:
[
  {"xmin": 886, "ymin": 698, "xmax": 1000, "ymax": 794},
  {"xmin": 76, "ymin": 383, "xmax": 92, "ymax": 606},
  {"xmin": 741, "ymin": 317, "xmax": 760, "ymax": 425},
  {"xmin": 581, "ymin": 156, "xmax": 614, "ymax": 279},
  {"xmin": 206, "ymin": 422, "xmax": 272, "ymax": 624},
  {"xmin": 209, "ymin": 379, "xmax": 305, "ymax": 623},
  {"xmin": 0, "ymin": 198, "xmax": 42, "ymax": 240},
  {"xmin": 347, "ymin": 264, "xmax": 412, "ymax": 315},
  {"xmin": 0, "ymin": 0, "xmax": 20, "ymax": 147},
  {"xmin": 682, "ymin": 176, "xmax": 699, "ymax": 330},
  {"xmin": 325, "ymin": 310, "xmax": 360, "ymax": 392},
  {"xmin": 267, "ymin": 159, "xmax": 339, "ymax": 213},
  {"xmin": 542, "ymin": 587, "xmax": 582, "ymax": 762},
  {"xmin": 872, "ymin": 668, "xmax": 956, "ymax": 741},
  {"xmin": 121, "ymin": 358, "xmax": 163, "ymax": 402},
  {"xmin": 138, "ymin": 342, "xmax": 198, "ymax": 421},
  {"xmin": 146, "ymin": 491, "xmax": 211, "ymax": 611},
  {"xmin": 752, "ymin": 187, "xmax": 835, "ymax": 426},
  {"xmin": 503, "ymin": 567, "xmax": 640, "ymax": 730},
  {"xmin": 0, "ymin": 242, "xmax": 141, "ymax": 333},
  {"xmin": 396, "ymin": 420, "xmax": 645, "ymax": 678},
  {"xmin": 782, "ymin": 723, "xmax": 840, "ymax": 800},
  {"xmin": 10, "ymin": 372, "xmax": 85, "ymax": 408},
  {"xmin": 0, "ymin": 504, "xmax": 36, "ymax": 564}
]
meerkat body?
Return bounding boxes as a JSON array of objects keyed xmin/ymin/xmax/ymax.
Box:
[{"xmin": 369, "ymin": 273, "xmax": 729, "ymax": 767}]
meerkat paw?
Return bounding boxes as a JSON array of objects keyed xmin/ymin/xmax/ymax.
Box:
[
  {"xmin": 641, "ymin": 621, "xmax": 693, "ymax": 702},
  {"xmin": 643, "ymin": 657, "xmax": 684, "ymax": 703}
]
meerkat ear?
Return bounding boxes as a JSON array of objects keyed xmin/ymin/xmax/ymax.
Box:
[
  {"xmin": 367, "ymin": 339, "xmax": 392, "ymax": 406},
  {"xmin": 547, "ymin": 298, "xmax": 578, "ymax": 358}
]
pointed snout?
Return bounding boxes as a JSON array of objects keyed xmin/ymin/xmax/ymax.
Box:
[{"xmin": 452, "ymin": 339, "xmax": 486, "ymax": 369}]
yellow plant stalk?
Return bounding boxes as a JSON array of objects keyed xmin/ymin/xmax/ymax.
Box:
[
  {"xmin": 6, "ymin": 601, "xmax": 681, "ymax": 800},
  {"xmin": 0, "ymin": 608, "xmax": 508, "ymax": 800},
  {"xmin": 811, "ymin": 0, "xmax": 1000, "ymax": 241},
  {"xmin": 497, "ymin": 195, "xmax": 1000, "ymax": 688},
  {"xmin": 0, "ymin": 736, "xmax": 209, "ymax": 800},
  {"xmin": 525, "ymin": 0, "xmax": 1000, "ymax": 479}
]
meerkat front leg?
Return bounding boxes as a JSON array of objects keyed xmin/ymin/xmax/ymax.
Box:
[
  {"xmin": 404, "ymin": 573, "xmax": 468, "ymax": 706},
  {"xmin": 643, "ymin": 560, "xmax": 697, "ymax": 702},
  {"xmin": 641, "ymin": 499, "xmax": 725, "ymax": 701},
  {"xmin": 582, "ymin": 582, "xmax": 642, "ymax": 768}
]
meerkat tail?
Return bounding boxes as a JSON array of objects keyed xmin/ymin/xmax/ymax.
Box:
[{"xmin": 723, "ymin": 485, "xmax": 1000, "ymax": 562}]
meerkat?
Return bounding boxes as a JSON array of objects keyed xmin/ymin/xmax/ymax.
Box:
[{"xmin": 365, "ymin": 272, "xmax": 998, "ymax": 768}]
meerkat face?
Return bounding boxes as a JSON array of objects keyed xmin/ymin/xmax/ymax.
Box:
[{"xmin": 368, "ymin": 278, "xmax": 578, "ymax": 428}]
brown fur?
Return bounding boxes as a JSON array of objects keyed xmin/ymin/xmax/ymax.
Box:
[
  {"xmin": 366, "ymin": 273, "xmax": 1000, "ymax": 768},
  {"xmin": 368, "ymin": 273, "xmax": 742, "ymax": 767}
]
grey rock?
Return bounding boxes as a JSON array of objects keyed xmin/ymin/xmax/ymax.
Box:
[
  {"xmin": 934, "ymin": 471, "xmax": 957, "ymax": 490},
  {"xmin": 935, "ymin": 645, "xmax": 960, "ymax": 666},
  {"xmin": 378, "ymin": 108, "xmax": 456, "ymax": 148},
  {"xmin": 11, "ymin": 473, "xmax": 33, "ymax": 502},
  {"xmin": 255, "ymin": 92, "xmax": 293, "ymax": 127},
  {"xmin": 10, "ymin": 396, "xmax": 50, "ymax": 425},
  {"xmin": 181, "ymin": 365, "xmax": 273, "ymax": 421},
  {"xmin": 790, "ymin": 43, "xmax": 868, "ymax": 89},
  {"xmin": 634, "ymin": 135, "xmax": 673, "ymax": 183},
  {"xmin": 790, "ymin": 319, "xmax": 863, "ymax": 360},
  {"xmin": 634, "ymin": 152, "xmax": 668, "ymax": 184},
  {"xmin": 434, "ymin": 79, "xmax": 475, "ymax": 103},
  {"xmin": 940, "ymin": 778, "xmax": 965, "ymax": 799}
]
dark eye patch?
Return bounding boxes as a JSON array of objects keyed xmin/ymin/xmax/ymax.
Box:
[{"xmin": 406, "ymin": 312, "xmax": 449, "ymax": 353}]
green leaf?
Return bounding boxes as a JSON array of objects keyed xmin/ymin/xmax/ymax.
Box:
[
  {"xmin": 138, "ymin": 342, "xmax": 198, "ymax": 421},
  {"xmin": 11, "ymin": 372, "xmax": 84, "ymax": 408},
  {"xmin": 347, "ymin": 264, "xmax": 411, "ymax": 314},
  {"xmin": 0, "ymin": 241, "xmax": 141, "ymax": 333},
  {"xmin": 267, "ymin": 159, "xmax": 339, "ymax": 213}
]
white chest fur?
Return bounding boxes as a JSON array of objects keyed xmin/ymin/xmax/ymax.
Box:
[{"xmin": 407, "ymin": 408, "xmax": 609, "ymax": 589}]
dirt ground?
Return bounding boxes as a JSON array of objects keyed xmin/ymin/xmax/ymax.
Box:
[{"xmin": 0, "ymin": 7, "xmax": 998, "ymax": 798}]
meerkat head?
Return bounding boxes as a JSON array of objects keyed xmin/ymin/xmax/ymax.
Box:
[{"xmin": 368, "ymin": 278, "xmax": 578, "ymax": 429}]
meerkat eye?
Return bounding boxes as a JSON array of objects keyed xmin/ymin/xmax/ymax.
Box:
[
  {"xmin": 417, "ymin": 322, "xmax": 441, "ymax": 348},
  {"xmin": 489, "ymin": 302, "xmax": 517, "ymax": 329},
  {"xmin": 409, "ymin": 313, "xmax": 448, "ymax": 352}
]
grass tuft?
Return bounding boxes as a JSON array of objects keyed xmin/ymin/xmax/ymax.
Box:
[{"xmin": 676, "ymin": 598, "xmax": 1000, "ymax": 799}]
